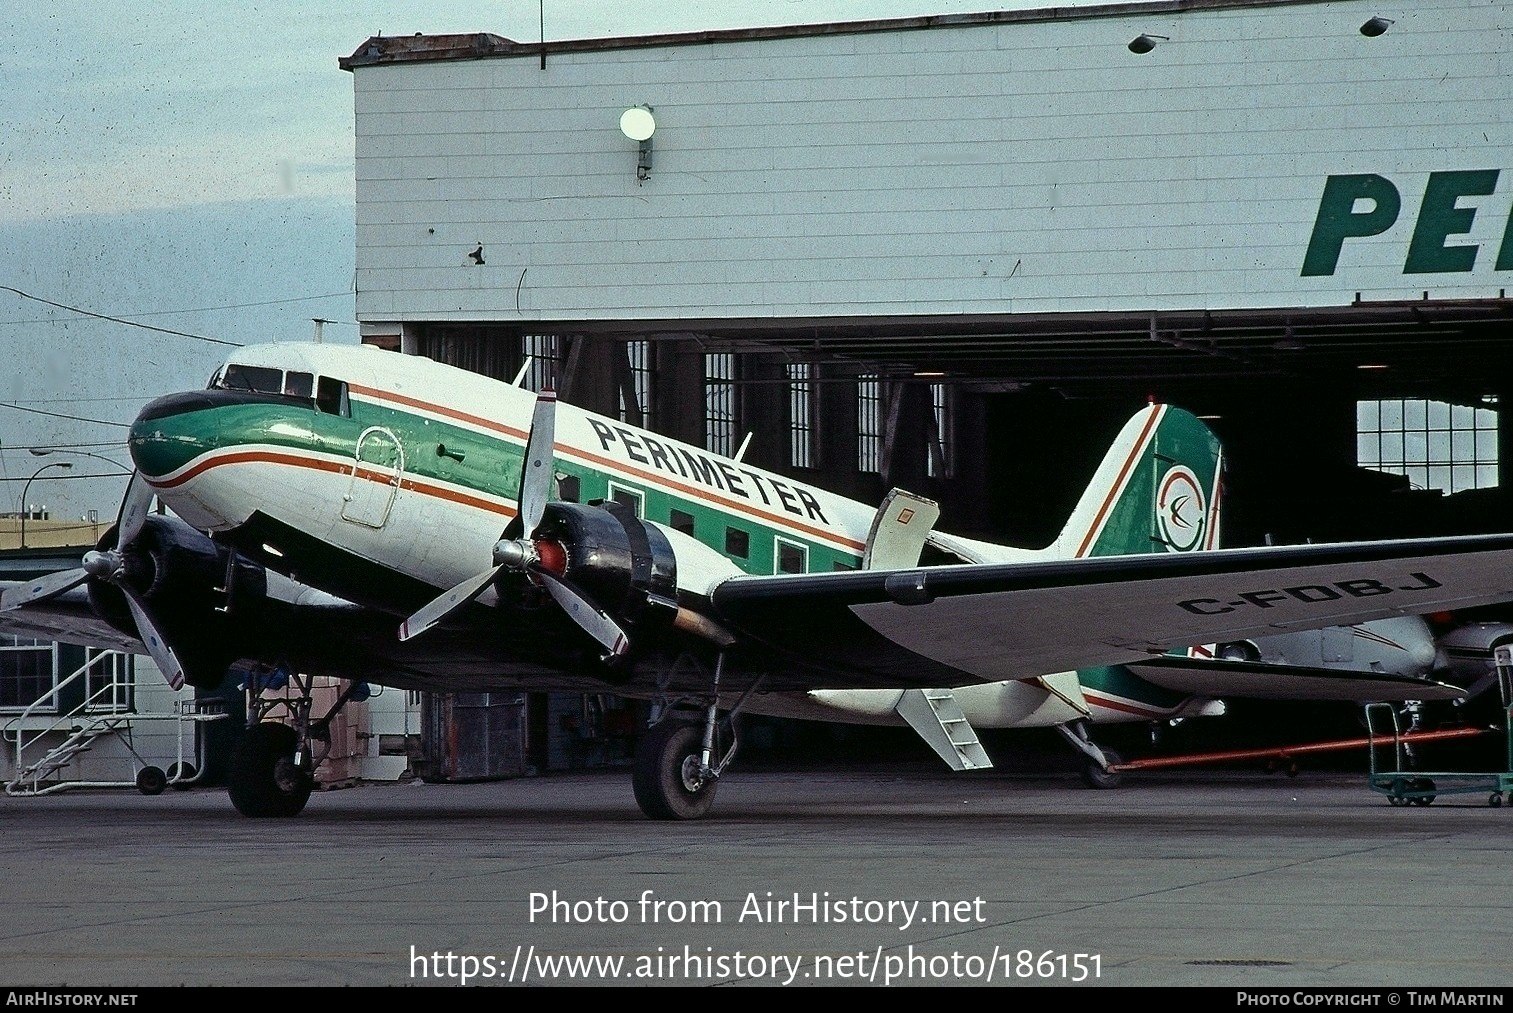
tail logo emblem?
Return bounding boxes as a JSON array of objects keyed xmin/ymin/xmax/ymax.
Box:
[{"xmin": 1156, "ymin": 466, "xmax": 1206, "ymax": 552}]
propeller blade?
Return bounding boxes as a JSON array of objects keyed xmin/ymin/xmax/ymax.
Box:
[
  {"xmin": 399, "ymin": 565, "xmax": 503, "ymax": 642},
  {"xmin": 518, "ymin": 390, "xmax": 557, "ymax": 534},
  {"xmin": 0, "ymin": 568, "xmax": 89, "ymax": 611},
  {"xmin": 116, "ymin": 470, "xmax": 154, "ymax": 548},
  {"xmin": 535, "ymin": 569, "xmax": 630, "ymax": 658},
  {"xmin": 118, "ymin": 584, "xmax": 186, "ymax": 691}
]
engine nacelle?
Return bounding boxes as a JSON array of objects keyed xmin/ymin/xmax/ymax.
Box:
[
  {"xmin": 524, "ymin": 500, "xmax": 679, "ymax": 638},
  {"xmin": 88, "ymin": 515, "xmax": 267, "ymax": 688}
]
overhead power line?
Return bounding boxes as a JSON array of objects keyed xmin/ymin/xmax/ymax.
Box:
[
  {"xmin": 0, "ymin": 285, "xmax": 242, "ymax": 347},
  {"xmin": 0, "ymin": 289, "xmax": 355, "ymax": 325},
  {"xmin": 0, "ymin": 402, "xmax": 130, "ymax": 428}
]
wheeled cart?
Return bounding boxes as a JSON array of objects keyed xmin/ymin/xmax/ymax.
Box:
[{"xmin": 1365, "ymin": 645, "xmax": 1513, "ymax": 808}]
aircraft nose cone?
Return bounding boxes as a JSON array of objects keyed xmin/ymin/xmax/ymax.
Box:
[{"xmin": 128, "ymin": 391, "xmax": 219, "ymax": 479}]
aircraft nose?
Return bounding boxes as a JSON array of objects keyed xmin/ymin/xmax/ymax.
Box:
[{"xmin": 128, "ymin": 391, "xmax": 220, "ymax": 479}]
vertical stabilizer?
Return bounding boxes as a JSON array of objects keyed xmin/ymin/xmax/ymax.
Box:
[{"xmin": 1049, "ymin": 404, "xmax": 1223, "ymax": 560}]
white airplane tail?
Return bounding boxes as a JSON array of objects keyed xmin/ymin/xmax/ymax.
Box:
[{"xmin": 1048, "ymin": 403, "xmax": 1223, "ymax": 560}]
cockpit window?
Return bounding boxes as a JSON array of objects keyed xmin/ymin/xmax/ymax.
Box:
[
  {"xmin": 284, "ymin": 371, "xmax": 314, "ymax": 398},
  {"xmin": 210, "ymin": 364, "xmax": 349, "ymax": 417},
  {"xmin": 220, "ymin": 364, "xmax": 283, "ymax": 394},
  {"xmin": 316, "ymin": 376, "xmax": 350, "ymax": 417}
]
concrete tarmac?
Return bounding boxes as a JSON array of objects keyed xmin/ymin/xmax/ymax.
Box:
[{"xmin": 0, "ymin": 766, "xmax": 1508, "ymax": 988}]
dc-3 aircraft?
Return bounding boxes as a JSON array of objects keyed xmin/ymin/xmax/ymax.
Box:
[{"xmin": 3, "ymin": 342, "xmax": 1506, "ymax": 818}]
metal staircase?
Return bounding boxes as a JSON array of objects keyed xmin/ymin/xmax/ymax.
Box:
[
  {"xmin": 894, "ymin": 688, "xmax": 993, "ymax": 771},
  {"xmin": 5, "ymin": 650, "xmax": 222, "ymax": 796}
]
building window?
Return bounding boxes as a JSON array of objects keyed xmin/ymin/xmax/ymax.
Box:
[
  {"xmin": 775, "ymin": 538, "xmax": 808, "ymax": 574},
  {"xmin": 857, "ymin": 374, "xmax": 881, "ymax": 473},
  {"xmin": 521, "ymin": 335, "xmax": 560, "ymax": 392},
  {"xmin": 705, "ymin": 353, "xmax": 736, "ymax": 456},
  {"xmin": 725, "ymin": 526, "xmax": 750, "ymax": 558},
  {"xmin": 0, "ymin": 637, "xmax": 58, "ymax": 711},
  {"xmin": 927, "ymin": 383, "xmax": 953, "ymax": 479},
  {"xmin": 619, "ymin": 340, "xmax": 651, "ymax": 426},
  {"xmin": 84, "ymin": 650, "xmax": 134, "ymax": 713},
  {"xmin": 670, "ymin": 508, "xmax": 695, "ymax": 536},
  {"xmin": 1357, "ymin": 398, "xmax": 1498, "ymax": 494},
  {"xmin": 788, "ymin": 363, "xmax": 814, "ymax": 468}
]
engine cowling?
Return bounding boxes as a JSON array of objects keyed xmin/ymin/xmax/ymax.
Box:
[
  {"xmin": 518, "ymin": 500, "xmax": 680, "ymax": 640},
  {"xmin": 87, "ymin": 515, "xmax": 267, "ymax": 688}
]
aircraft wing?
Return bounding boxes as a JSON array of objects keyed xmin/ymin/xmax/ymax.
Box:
[
  {"xmin": 0, "ymin": 587, "xmax": 147, "ymax": 654},
  {"xmin": 710, "ymin": 533, "xmax": 1513, "ymax": 686},
  {"xmin": 1123, "ymin": 655, "xmax": 1468, "ymax": 702}
]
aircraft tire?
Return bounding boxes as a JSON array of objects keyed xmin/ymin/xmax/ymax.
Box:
[
  {"xmin": 632, "ymin": 720, "xmax": 718, "ymax": 820},
  {"xmin": 228, "ymin": 723, "xmax": 313, "ymax": 818},
  {"xmin": 1080, "ymin": 748, "xmax": 1124, "ymax": 790}
]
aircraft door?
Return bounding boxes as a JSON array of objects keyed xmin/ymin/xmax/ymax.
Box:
[{"xmin": 342, "ymin": 426, "xmax": 404, "ymax": 528}]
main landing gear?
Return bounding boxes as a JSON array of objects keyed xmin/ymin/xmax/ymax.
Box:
[
  {"xmin": 1057, "ymin": 720, "xmax": 1125, "ymax": 790},
  {"xmin": 633, "ymin": 654, "xmax": 762, "ymax": 820},
  {"xmin": 228, "ymin": 671, "xmax": 365, "ymax": 818}
]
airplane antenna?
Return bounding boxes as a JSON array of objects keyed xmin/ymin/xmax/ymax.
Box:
[
  {"xmin": 732, "ymin": 432, "xmax": 753, "ymax": 463},
  {"xmin": 511, "ymin": 357, "xmax": 533, "ymax": 388},
  {"xmin": 312, "ymin": 318, "xmax": 327, "ymax": 344}
]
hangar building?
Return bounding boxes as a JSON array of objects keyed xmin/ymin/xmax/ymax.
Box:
[{"xmin": 339, "ymin": 0, "xmax": 1513, "ymax": 553}]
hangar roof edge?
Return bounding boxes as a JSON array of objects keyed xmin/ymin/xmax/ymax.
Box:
[{"xmin": 339, "ymin": 0, "xmax": 1332, "ymax": 70}]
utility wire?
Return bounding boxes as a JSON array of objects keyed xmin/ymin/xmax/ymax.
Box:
[
  {"xmin": 0, "ymin": 285, "xmax": 242, "ymax": 347},
  {"xmin": 0, "ymin": 289, "xmax": 355, "ymax": 325},
  {"xmin": 0, "ymin": 471, "xmax": 130, "ymax": 481},
  {"xmin": 0, "ymin": 402, "xmax": 129, "ymax": 427}
]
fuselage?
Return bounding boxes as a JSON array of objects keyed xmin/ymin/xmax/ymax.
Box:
[{"xmin": 125, "ymin": 342, "xmax": 1217, "ymax": 729}]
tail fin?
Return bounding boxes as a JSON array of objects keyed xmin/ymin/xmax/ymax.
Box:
[{"xmin": 1050, "ymin": 404, "xmax": 1222, "ymax": 559}]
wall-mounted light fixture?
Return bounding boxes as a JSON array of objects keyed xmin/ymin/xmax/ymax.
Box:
[
  {"xmin": 619, "ymin": 105, "xmax": 656, "ymax": 182},
  {"xmin": 1359, "ymin": 16, "xmax": 1394, "ymax": 37},
  {"xmin": 1128, "ymin": 33, "xmax": 1168, "ymax": 54}
]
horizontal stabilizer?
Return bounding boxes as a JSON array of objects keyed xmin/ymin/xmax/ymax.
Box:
[{"xmin": 1127, "ymin": 655, "xmax": 1468, "ymax": 702}]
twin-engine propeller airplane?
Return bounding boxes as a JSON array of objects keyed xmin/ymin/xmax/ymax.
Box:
[{"xmin": 2, "ymin": 342, "xmax": 1505, "ymax": 818}]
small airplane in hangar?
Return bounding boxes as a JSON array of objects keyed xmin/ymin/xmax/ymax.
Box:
[{"xmin": 2, "ymin": 342, "xmax": 1506, "ymax": 818}]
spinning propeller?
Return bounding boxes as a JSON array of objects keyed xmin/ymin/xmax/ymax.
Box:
[
  {"xmin": 0, "ymin": 472, "xmax": 187, "ymax": 690},
  {"xmin": 399, "ymin": 391, "xmax": 630, "ymax": 658}
]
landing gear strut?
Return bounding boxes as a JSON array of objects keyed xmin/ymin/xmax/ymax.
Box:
[
  {"xmin": 1057, "ymin": 720, "xmax": 1124, "ymax": 790},
  {"xmin": 228, "ymin": 670, "xmax": 364, "ymax": 818},
  {"xmin": 632, "ymin": 654, "xmax": 762, "ymax": 820}
]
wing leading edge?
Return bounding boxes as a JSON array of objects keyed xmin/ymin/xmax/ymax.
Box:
[{"xmin": 710, "ymin": 533, "xmax": 1513, "ymax": 686}]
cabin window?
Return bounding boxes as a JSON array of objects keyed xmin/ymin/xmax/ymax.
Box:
[
  {"xmin": 557, "ymin": 474, "xmax": 581, "ymax": 503},
  {"xmin": 670, "ymin": 509, "xmax": 695, "ymax": 536},
  {"xmin": 316, "ymin": 376, "xmax": 350, "ymax": 416},
  {"xmin": 832, "ymin": 560, "xmax": 858, "ymax": 571},
  {"xmin": 609, "ymin": 483, "xmax": 644, "ymax": 518},
  {"xmin": 725, "ymin": 527, "xmax": 749, "ymax": 558},
  {"xmin": 284, "ymin": 371, "xmax": 314, "ymax": 398},
  {"xmin": 775, "ymin": 538, "xmax": 808, "ymax": 575}
]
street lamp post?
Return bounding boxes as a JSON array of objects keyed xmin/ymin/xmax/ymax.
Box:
[
  {"xmin": 27, "ymin": 447, "xmax": 132, "ymax": 475},
  {"xmin": 18, "ymin": 462, "xmax": 73, "ymax": 549}
]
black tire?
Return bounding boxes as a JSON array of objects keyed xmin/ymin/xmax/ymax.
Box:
[
  {"xmin": 228, "ymin": 723, "xmax": 313, "ymax": 818},
  {"xmin": 1410, "ymin": 778, "xmax": 1436, "ymax": 806},
  {"xmin": 1080, "ymin": 748, "xmax": 1124, "ymax": 790},
  {"xmin": 1489, "ymin": 793, "xmax": 1502, "ymax": 808},
  {"xmin": 135, "ymin": 765, "xmax": 168, "ymax": 796},
  {"xmin": 166, "ymin": 761, "xmax": 197, "ymax": 791},
  {"xmin": 632, "ymin": 721, "xmax": 718, "ymax": 820}
]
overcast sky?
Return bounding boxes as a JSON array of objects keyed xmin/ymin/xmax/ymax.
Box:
[{"xmin": 0, "ymin": 1, "xmax": 1068, "ymax": 521}]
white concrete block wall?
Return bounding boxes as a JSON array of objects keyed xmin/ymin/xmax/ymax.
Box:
[{"xmin": 350, "ymin": 0, "xmax": 1513, "ymax": 324}]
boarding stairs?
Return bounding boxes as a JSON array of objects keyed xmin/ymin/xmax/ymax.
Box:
[
  {"xmin": 4, "ymin": 650, "xmax": 222, "ymax": 796},
  {"xmin": 895, "ymin": 689, "xmax": 993, "ymax": 771}
]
